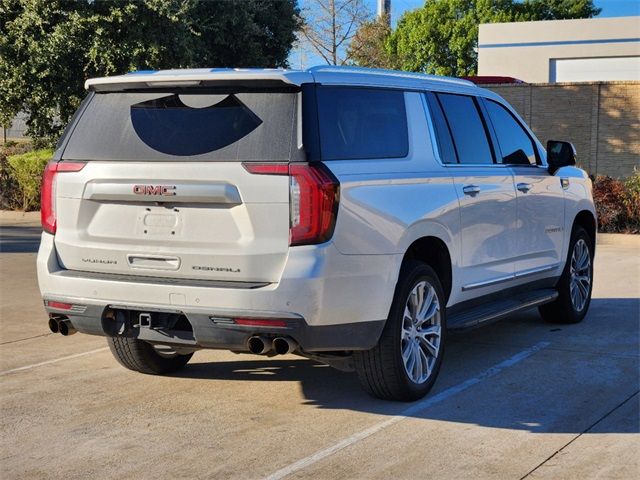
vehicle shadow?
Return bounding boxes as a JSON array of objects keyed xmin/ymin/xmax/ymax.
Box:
[
  {"xmin": 0, "ymin": 226, "xmax": 42, "ymax": 253},
  {"xmin": 172, "ymin": 297, "xmax": 640, "ymax": 434}
]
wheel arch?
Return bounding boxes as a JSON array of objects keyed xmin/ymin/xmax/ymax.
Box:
[
  {"xmin": 573, "ymin": 210, "xmax": 597, "ymax": 252},
  {"xmin": 401, "ymin": 236, "xmax": 453, "ymax": 304}
]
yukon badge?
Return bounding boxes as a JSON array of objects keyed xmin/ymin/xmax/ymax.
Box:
[{"xmin": 133, "ymin": 185, "xmax": 176, "ymax": 196}]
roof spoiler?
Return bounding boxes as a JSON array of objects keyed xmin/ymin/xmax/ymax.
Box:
[{"xmin": 85, "ymin": 69, "xmax": 311, "ymax": 92}]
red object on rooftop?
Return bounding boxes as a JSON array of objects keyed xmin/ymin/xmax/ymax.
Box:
[{"xmin": 461, "ymin": 76, "xmax": 526, "ymax": 85}]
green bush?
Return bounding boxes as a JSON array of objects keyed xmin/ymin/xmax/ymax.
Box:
[
  {"xmin": 5, "ymin": 148, "xmax": 52, "ymax": 211},
  {"xmin": 593, "ymin": 171, "xmax": 640, "ymax": 234},
  {"xmin": 0, "ymin": 141, "xmax": 34, "ymax": 210}
]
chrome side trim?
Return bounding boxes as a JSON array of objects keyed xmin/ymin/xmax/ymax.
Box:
[
  {"xmin": 462, "ymin": 274, "xmax": 514, "ymax": 291},
  {"xmin": 462, "ymin": 263, "xmax": 561, "ymax": 291},
  {"xmin": 514, "ymin": 263, "xmax": 561, "ymax": 279}
]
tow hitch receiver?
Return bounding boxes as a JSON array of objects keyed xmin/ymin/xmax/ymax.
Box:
[
  {"xmin": 138, "ymin": 312, "xmax": 153, "ymax": 328},
  {"xmin": 102, "ymin": 308, "xmax": 193, "ymax": 338}
]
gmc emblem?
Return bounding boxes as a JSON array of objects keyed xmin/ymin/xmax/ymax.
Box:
[{"xmin": 133, "ymin": 185, "xmax": 176, "ymax": 196}]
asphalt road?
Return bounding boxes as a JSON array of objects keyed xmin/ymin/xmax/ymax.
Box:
[{"xmin": 1, "ymin": 216, "xmax": 638, "ymax": 479}]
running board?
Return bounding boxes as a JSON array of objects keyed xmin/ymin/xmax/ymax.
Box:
[{"xmin": 447, "ymin": 289, "xmax": 558, "ymax": 331}]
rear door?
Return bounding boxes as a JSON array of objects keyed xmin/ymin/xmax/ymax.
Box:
[
  {"xmin": 481, "ymin": 98, "xmax": 565, "ymax": 275},
  {"xmin": 426, "ymin": 92, "xmax": 518, "ymax": 292},
  {"xmin": 54, "ymin": 87, "xmax": 301, "ymax": 283}
]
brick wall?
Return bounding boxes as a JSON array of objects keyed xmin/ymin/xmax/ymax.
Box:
[{"xmin": 486, "ymin": 81, "xmax": 640, "ymax": 178}]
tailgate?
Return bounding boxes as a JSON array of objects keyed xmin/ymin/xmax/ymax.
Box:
[
  {"xmin": 53, "ymin": 162, "xmax": 290, "ymax": 283},
  {"xmin": 52, "ymin": 86, "xmax": 300, "ymax": 283}
]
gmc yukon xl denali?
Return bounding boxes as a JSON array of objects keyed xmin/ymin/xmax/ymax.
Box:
[{"xmin": 37, "ymin": 67, "xmax": 596, "ymax": 401}]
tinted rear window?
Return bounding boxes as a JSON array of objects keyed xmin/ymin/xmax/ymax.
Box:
[
  {"xmin": 62, "ymin": 90, "xmax": 299, "ymax": 161},
  {"xmin": 316, "ymin": 87, "xmax": 408, "ymax": 160},
  {"xmin": 437, "ymin": 93, "xmax": 494, "ymax": 165}
]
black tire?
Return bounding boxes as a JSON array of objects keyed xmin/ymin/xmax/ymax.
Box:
[
  {"xmin": 107, "ymin": 337, "xmax": 193, "ymax": 375},
  {"xmin": 539, "ymin": 225, "xmax": 593, "ymax": 324},
  {"xmin": 354, "ymin": 261, "xmax": 446, "ymax": 401}
]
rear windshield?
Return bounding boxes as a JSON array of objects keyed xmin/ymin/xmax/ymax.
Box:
[{"xmin": 62, "ymin": 89, "xmax": 299, "ymax": 161}]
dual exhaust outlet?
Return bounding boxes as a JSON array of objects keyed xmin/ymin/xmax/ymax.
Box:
[
  {"xmin": 48, "ymin": 317, "xmax": 77, "ymax": 336},
  {"xmin": 47, "ymin": 317, "xmax": 294, "ymax": 353},
  {"xmin": 247, "ymin": 336, "xmax": 298, "ymax": 355}
]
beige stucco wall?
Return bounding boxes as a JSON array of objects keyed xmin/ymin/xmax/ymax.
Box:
[
  {"xmin": 478, "ymin": 17, "xmax": 640, "ymax": 83},
  {"xmin": 486, "ymin": 81, "xmax": 640, "ymax": 178}
]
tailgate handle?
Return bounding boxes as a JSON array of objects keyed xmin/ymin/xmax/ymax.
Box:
[
  {"xmin": 84, "ymin": 182, "xmax": 242, "ymax": 205},
  {"xmin": 127, "ymin": 255, "xmax": 181, "ymax": 271}
]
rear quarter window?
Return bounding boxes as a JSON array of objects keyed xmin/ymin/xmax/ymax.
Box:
[{"xmin": 316, "ymin": 87, "xmax": 409, "ymax": 160}]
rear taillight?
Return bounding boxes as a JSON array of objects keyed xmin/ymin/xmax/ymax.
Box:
[
  {"xmin": 243, "ymin": 163, "xmax": 339, "ymax": 246},
  {"xmin": 41, "ymin": 161, "xmax": 86, "ymax": 235}
]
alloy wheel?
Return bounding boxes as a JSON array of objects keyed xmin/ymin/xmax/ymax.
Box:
[
  {"xmin": 401, "ymin": 280, "xmax": 442, "ymax": 384},
  {"xmin": 569, "ymin": 238, "xmax": 591, "ymax": 312}
]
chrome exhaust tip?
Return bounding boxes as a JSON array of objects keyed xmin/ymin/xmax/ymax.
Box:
[
  {"xmin": 58, "ymin": 319, "xmax": 77, "ymax": 336},
  {"xmin": 48, "ymin": 317, "xmax": 60, "ymax": 334},
  {"xmin": 247, "ymin": 336, "xmax": 271, "ymax": 355},
  {"xmin": 273, "ymin": 337, "xmax": 298, "ymax": 355}
]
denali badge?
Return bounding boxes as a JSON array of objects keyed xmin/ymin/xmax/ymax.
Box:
[
  {"xmin": 192, "ymin": 265, "xmax": 241, "ymax": 273},
  {"xmin": 133, "ymin": 185, "xmax": 176, "ymax": 196}
]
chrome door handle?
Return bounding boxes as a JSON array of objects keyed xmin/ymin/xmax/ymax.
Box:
[
  {"xmin": 462, "ymin": 185, "xmax": 481, "ymax": 196},
  {"xmin": 517, "ymin": 182, "xmax": 531, "ymax": 193}
]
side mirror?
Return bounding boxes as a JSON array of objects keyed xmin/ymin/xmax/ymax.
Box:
[{"xmin": 546, "ymin": 140, "xmax": 576, "ymax": 174}]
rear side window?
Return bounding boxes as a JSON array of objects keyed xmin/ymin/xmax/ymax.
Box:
[
  {"xmin": 62, "ymin": 89, "xmax": 299, "ymax": 161},
  {"xmin": 436, "ymin": 93, "xmax": 494, "ymax": 165},
  {"xmin": 485, "ymin": 100, "xmax": 537, "ymax": 165},
  {"xmin": 316, "ymin": 87, "xmax": 408, "ymax": 160},
  {"xmin": 425, "ymin": 92, "xmax": 457, "ymax": 164}
]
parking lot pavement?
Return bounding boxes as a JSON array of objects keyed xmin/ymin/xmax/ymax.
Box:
[{"xmin": 1, "ymin": 219, "xmax": 638, "ymax": 480}]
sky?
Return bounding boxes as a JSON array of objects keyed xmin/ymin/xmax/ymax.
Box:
[{"xmin": 291, "ymin": 0, "xmax": 640, "ymax": 68}]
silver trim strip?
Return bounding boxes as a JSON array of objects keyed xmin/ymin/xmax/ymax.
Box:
[
  {"xmin": 462, "ymin": 274, "xmax": 514, "ymax": 291},
  {"xmin": 83, "ymin": 181, "xmax": 242, "ymax": 204},
  {"xmin": 462, "ymin": 263, "xmax": 561, "ymax": 291},
  {"xmin": 514, "ymin": 263, "xmax": 561, "ymax": 279}
]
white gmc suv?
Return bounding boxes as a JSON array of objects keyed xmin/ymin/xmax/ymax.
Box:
[{"xmin": 37, "ymin": 66, "xmax": 596, "ymax": 401}]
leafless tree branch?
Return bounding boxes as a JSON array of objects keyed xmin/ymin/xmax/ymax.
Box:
[{"xmin": 299, "ymin": 0, "xmax": 370, "ymax": 66}]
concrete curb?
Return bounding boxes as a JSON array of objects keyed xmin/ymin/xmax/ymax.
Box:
[
  {"xmin": 0, "ymin": 210, "xmax": 40, "ymax": 226},
  {"xmin": 597, "ymin": 233, "xmax": 640, "ymax": 247}
]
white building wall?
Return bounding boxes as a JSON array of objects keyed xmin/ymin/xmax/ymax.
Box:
[{"xmin": 478, "ymin": 16, "xmax": 640, "ymax": 83}]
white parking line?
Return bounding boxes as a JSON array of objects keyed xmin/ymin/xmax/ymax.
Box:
[
  {"xmin": 264, "ymin": 341, "xmax": 551, "ymax": 480},
  {"xmin": 0, "ymin": 347, "xmax": 109, "ymax": 377}
]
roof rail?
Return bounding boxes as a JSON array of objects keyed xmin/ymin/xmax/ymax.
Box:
[{"xmin": 307, "ymin": 65, "xmax": 476, "ymax": 87}]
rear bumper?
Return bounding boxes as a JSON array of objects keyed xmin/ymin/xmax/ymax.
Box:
[
  {"xmin": 38, "ymin": 233, "xmax": 398, "ymax": 351},
  {"xmin": 43, "ymin": 301, "xmax": 385, "ymax": 352}
]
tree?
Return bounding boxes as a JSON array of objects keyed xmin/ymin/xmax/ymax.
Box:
[
  {"xmin": 387, "ymin": 0, "xmax": 601, "ymax": 76},
  {"xmin": 347, "ymin": 13, "xmax": 395, "ymax": 68},
  {"xmin": 187, "ymin": 0, "xmax": 301, "ymax": 68},
  {"xmin": 0, "ymin": 0, "xmax": 301, "ymax": 142},
  {"xmin": 300, "ymin": 0, "xmax": 370, "ymax": 65},
  {"xmin": 517, "ymin": 0, "xmax": 601, "ymax": 20}
]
